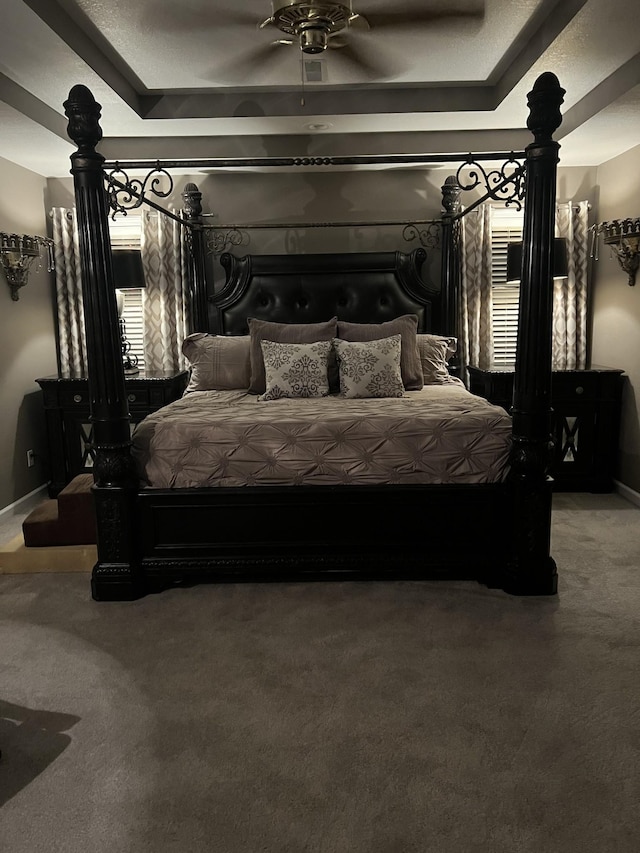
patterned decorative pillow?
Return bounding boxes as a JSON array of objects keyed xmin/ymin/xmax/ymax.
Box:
[
  {"xmin": 259, "ymin": 339, "xmax": 333, "ymax": 401},
  {"xmin": 416, "ymin": 334, "xmax": 458, "ymax": 385},
  {"xmin": 181, "ymin": 333, "xmax": 251, "ymax": 393},
  {"xmin": 248, "ymin": 317, "xmax": 338, "ymax": 395},
  {"xmin": 333, "ymin": 335, "xmax": 405, "ymax": 399},
  {"xmin": 337, "ymin": 314, "xmax": 424, "ymax": 390}
]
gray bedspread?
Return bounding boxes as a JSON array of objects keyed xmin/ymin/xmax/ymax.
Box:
[{"xmin": 131, "ymin": 386, "xmax": 513, "ymax": 488}]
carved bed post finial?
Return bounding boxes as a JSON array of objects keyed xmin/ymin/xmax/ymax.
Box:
[
  {"xmin": 526, "ymin": 71, "xmax": 564, "ymax": 144},
  {"xmin": 441, "ymin": 174, "xmax": 462, "ymax": 217},
  {"xmin": 439, "ymin": 176, "xmax": 462, "ymax": 375},
  {"xmin": 182, "ymin": 182, "xmax": 202, "ymax": 219},
  {"xmin": 64, "ymin": 84, "xmax": 140, "ymax": 601},
  {"xmin": 182, "ymin": 182, "xmax": 209, "ymax": 332},
  {"xmin": 64, "ymin": 84, "xmax": 103, "ymax": 154},
  {"xmin": 506, "ymin": 71, "xmax": 566, "ymax": 596}
]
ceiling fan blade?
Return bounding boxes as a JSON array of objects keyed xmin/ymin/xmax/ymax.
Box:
[
  {"xmin": 347, "ymin": 13, "xmax": 371, "ymax": 31},
  {"xmin": 205, "ymin": 41, "xmax": 294, "ymax": 84},
  {"xmin": 328, "ymin": 41, "xmax": 403, "ymax": 82},
  {"xmin": 361, "ymin": 0, "xmax": 485, "ymax": 29}
]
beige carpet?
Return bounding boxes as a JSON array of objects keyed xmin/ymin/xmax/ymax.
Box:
[
  {"xmin": 0, "ymin": 492, "xmax": 639, "ymax": 853},
  {"xmin": 0, "ymin": 533, "xmax": 96, "ymax": 573}
]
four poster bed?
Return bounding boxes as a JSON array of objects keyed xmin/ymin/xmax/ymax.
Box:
[{"xmin": 62, "ymin": 71, "xmax": 565, "ymax": 601}]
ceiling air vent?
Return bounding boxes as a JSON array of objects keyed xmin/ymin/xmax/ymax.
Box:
[{"xmin": 304, "ymin": 60, "xmax": 324, "ymax": 82}]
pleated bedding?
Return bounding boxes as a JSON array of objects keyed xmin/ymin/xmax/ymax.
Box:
[{"xmin": 132, "ymin": 384, "xmax": 512, "ymax": 489}]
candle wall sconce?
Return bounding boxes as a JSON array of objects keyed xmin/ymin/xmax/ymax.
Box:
[
  {"xmin": 0, "ymin": 231, "xmax": 55, "ymax": 300},
  {"xmin": 590, "ymin": 218, "xmax": 640, "ymax": 287}
]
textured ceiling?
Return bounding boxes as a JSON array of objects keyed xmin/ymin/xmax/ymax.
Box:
[{"xmin": 0, "ymin": 0, "xmax": 639, "ymax": 177}]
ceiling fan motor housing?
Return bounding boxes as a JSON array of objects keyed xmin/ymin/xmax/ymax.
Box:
[{"xmin": 271, "ymin": 2, "xmax": 352, "ymax": 52}]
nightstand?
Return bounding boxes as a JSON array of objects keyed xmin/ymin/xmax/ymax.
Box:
[
  {"xmin": 36, "ymin": 369, "xmax": 189, "ymax": 496},
  {"xmin": 467, "ymin": 365, "xmax": 625, "ymax": 492}
]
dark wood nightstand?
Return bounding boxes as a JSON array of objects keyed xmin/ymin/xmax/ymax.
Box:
[
  {"xmin": 467, "ymin": 365, "xmax": 625, "ymax": 493},
  {"xmin": 36, "ymin": 369, "xmax": 189, "ymax": 496}
]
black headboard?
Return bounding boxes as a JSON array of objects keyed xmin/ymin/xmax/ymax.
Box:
[{"xmin": 211, "ymin": 249, "xmax": 439, "ymax": 335}]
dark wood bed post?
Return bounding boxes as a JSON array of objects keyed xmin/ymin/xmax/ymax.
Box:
[
  {"xmin": 64, "ymin": 85, "xmax": 141, "ymax": 601},
  {"xmin": 182, "ymin": 182, "xmax": 209, "ymax": 332},
  {"xmin": 440, "ymin": 176, "xmax": 463, "ymax": 376},
  {"xmin": 505, "ymin": 72, "xmax": 565, "ymax": 596}
]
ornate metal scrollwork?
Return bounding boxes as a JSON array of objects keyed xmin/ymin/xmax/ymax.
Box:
[
  {"xmin": 456, "ymin": 156, "xmax": 526, "ymax": 210},
  {"xmin": 104, "ymin": 162, "xmax": 174, "ymax": 218},
  {"xmin": 205, "ymin": 228, "xmax": 250, "ymax": 255},
  {"xmin": 402, "ymin": 222, "xmax": 441, "ymax": 249}
]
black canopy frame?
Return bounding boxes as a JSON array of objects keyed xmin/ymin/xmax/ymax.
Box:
[{"xmin": 62, "ymin": 71, "xmax": 564, "ymax": 601}]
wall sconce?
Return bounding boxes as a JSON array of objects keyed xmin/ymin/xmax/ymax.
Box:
[
  {"xmin": 111, "ymin": 248, "xmax": 146, "ymax": 375},
  {"xmin": 0, "ymin": 232, "xmax": 54, "ymax": 301},
  {"xmin": 506, "ymin": 237, "xmax": 568, "ymax": 282},
  {"xmin": 590, "ymin": 218, "xmax": 640, "ymax": 286}
]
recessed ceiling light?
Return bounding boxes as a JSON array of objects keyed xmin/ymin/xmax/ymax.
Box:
[{"xmin": 306, "ymin": 122, "xmax": 332, "ymax": 131}]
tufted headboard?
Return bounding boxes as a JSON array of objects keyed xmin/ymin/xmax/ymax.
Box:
[{"xmin": 211, "ymin": 249, "xmax": 440, "ymax": 335}]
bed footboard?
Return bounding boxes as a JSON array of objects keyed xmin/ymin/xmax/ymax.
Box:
[{"xmin": 90, "ymin": 484, "xmax": 512, "ymax": 599}]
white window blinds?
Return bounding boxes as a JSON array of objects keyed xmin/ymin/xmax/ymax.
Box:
[
  {"xmin": 109, "ymin": 215, "xmax": 145, "ymax": 371},
  {"xmin": 491, "ymin": 207, "xmax": 524, "ymax": 365}
]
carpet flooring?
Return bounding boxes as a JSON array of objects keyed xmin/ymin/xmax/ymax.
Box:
[{"xmin": 0, "ymin": 492, "xmax": 639, "ymax": 853}]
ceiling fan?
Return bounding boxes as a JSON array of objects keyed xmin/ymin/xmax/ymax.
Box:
[
  {"xmin": 259, "ymin": 2, "xmax": 369, "ymax": 55},
  {"xmin": 199, "ymin": 1, "xmax": 486, "ymax": 83}
]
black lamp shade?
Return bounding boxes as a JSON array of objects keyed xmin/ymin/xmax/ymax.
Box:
[
  {"xmin": 506, "ymin": 237, "xmax": 568, "ymax": 282},
  {"xmin": 111, "ymin": 248, "xmax": 146, "ymax": 289}
]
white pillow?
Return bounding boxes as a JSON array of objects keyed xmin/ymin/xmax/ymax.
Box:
[
  {"xmin": 259, "ymin": 339, "xmax": 332, "ymax": 401},
  {"xmin": 333, "ymin": 335, "xmax": 405, "ymax": 399}
]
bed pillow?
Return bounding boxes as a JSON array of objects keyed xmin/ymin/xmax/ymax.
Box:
[
  {"xmin": 181, "ymin": 332, "xmax": 251, "ymax": 393},
  {"xmin": 337, "ymin": 314, "xmax": 423, "ymax": 390},
  {"xmin": 333, "ymin": 335, "xmax": 405, "ymax": 399},
  {"xmin": 417, "ymin": 334, "xmax": 458, "ymax": 385},
  {"xmin": 248, "ymin": 317, "xmax": 338, "ymax": 395},
  {"xmin": 259, "ymin": 339, "xmax": 332, "ymax": 401}
]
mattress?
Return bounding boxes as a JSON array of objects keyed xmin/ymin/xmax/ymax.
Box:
[{"xmin": 131, "ymin": 385, "xmax": 513, "ymax": 488}]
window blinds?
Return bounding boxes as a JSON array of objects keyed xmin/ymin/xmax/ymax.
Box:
[
  {"xmin": 491, "ymin": 208, "xmax": 524, "ymax": 365},
  {"xmin": 109, "ymin": 215, "xmax": 145, "ymax": 371}
]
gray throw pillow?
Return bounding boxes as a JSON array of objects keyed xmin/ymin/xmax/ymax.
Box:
[
  {"xmin": 333, "ymin": 335, "xmax": 405, "ymax": 399},
  {"xmin": 248, "ymin": 317, "xmax": 338, "ymax": 395},
  {"xmin": 416, "ymin": 334, "xmax": 458, "ymax": 384},
  {"xmin": 259, "ymin": 339, "xmax": 332, "ymax": 401},
  {"xmin": 181, "ymin": 333, "xmax": 251, "ymax": 393},
  {"xmin": 337, "ymin": 314, "xmax": 423, "ymax": 390}
]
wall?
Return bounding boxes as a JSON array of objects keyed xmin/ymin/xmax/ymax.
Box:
[
  {"xmin": 591, "ymin": 143, "xmax": 640, "ymax": 493},
  {"xmin": 0, "ymin": 156, "xmax": 58, "ymax": 511}
]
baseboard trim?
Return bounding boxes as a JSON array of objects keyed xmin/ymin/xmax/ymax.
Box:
[
  {"xmin": 0, "ymin": 484, "xmax": 48, "ymax": 519},
  {"xmin": 614, "ymin": 480, "xmax": 640, "ymax": 508}
]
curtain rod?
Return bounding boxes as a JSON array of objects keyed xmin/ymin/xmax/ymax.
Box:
[
  {"xmin": 103, "ymin": 151, "xmax": 526, "ymax": 171},
  {"xmin": 200, "ymin": 217, "xmax": 442, "ymax": 230}
]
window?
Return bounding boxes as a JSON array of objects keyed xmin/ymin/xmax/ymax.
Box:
[
  {"xmin": 490, "ymin": 207, "xmax": 524, "ymax": 365},
  {"xmin": 109, "ymin": 215, "xmax": 145, "ymax": 371}
]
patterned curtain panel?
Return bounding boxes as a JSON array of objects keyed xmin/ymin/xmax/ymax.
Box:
[
  {"xmin": 141, "ymin": 211, "xmax": 190, "ymax": 372},
  {"xmin": 51, "ymin": 207, "xmax": 87, "ymax": 375},
  {"xmin": 554, "ymin": 201, "xmax": 590, "ymax": 370},
  {"xmin": 459, "ymin": 203, "xmax": 494, "ymax": 379}
]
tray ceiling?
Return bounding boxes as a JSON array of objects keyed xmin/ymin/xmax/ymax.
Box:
[{"xmin": 0, "ymin": 0, "xmax": 639, "ymax": 176}]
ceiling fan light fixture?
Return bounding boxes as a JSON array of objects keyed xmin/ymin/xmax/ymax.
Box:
[
  {"xmin": 268, "ymin": 2, "xmax": 354, "ymax": 53},
  {"xmin": 299, "ymin": 24, "xmax": 329, "ymax": 53}
]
